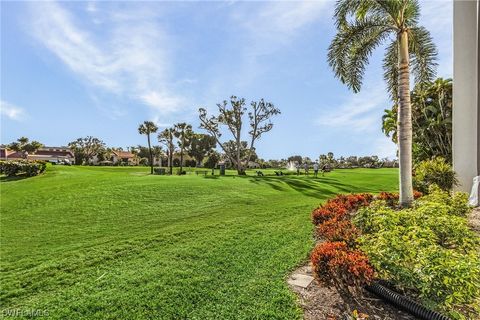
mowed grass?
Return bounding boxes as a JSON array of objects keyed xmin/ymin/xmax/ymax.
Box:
[{"xmin": 0, "ymin": 166, "xmax": 398, "ymax": 319}]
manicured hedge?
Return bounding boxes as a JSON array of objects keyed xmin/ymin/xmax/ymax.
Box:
[{"xmin": 0, "ymin": 160, "xmax": 47, "ymax": 177}]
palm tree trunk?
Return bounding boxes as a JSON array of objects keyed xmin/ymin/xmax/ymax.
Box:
[
  {"xmin": 180, "ymin": 147, "xmax": 184, "ymax": 174},
  {"xmin": 147, "ymin": 133, "xmax": 153, "ymax": 174},
  {"xmin": 397, "ymin": 31, "xmax": 414, "ymax": 207},
  {"xmin": 169, "ymin": 144, "xmax": 173, "ymax": 175},
  {"xmin": 236, "ymin": 138, "xmax": 243, "ymax": 175}
]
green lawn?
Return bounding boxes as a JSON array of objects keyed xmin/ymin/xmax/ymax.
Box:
[{"xmin": 0, "ymin": 166, "xmax": 398, "ymax": 319}]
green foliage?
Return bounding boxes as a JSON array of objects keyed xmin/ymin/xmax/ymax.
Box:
[
  {"xmin": 0, "ymin": 160, "xmax": 47, "ymax": 177},
  {"xmin": 413, "ymin": 158, "xmax": 457, "ymax": 193},
  {"xmin": 383, "ymin": 79, "xmax": 452, "ymax": 163},
  {"xmin": 188, "ymin": 133, "xmax": 217, "ymax": 166},
  {"xmin": 354, "ymin": 189, "xmax": 479, "ymax": 318}
]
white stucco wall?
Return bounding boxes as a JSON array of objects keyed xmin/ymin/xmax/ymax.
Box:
[{"xmin": 453, "ymin": 0, "xmax": 479, "ymax": 193}]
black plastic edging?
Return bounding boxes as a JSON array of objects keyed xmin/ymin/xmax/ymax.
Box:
[{"xmin": 365, "ymin": 282, "xmax": 451, "ymax": 320}]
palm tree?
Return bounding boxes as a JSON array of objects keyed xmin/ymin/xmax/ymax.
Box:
[
  {"xmin": 173, "ymin": 123, "xmax": 193, "ymax": 175},
  {"xmin": 328, "ymin": 0, "xmax": 437, "ymax": 207},
  {"xmin": 158, "ymin": 128, "xmax": 176, "ymax": 175},
  {"xmin": 138, "ymin": 121, "xmax": 158, "ymax": 174}
]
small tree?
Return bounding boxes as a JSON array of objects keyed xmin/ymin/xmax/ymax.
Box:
[
  {"xmin": 199, "ymin": 96, "xmax": 280, "ymax": 175},
  {"xmin": 158, "ymin": 128, "xmax": 176, "ymax": 175},
  {"xmin": 138, "ymin": 121, "xmax": 158, "ymax": 174},
  {"xmin": 8, "ymin": 137, "xmax": 43, "ymax": 159},
  {"xmin": 68, "ymin": 136, "xmax": 105, "ymax": 164},
  {"xmin": 188, "ymin": 134, "xmax": 216, "ymax": 167},
  {"xmin": 173, "ymin": 123, "xmax": 193, "ymax": 174},
  {"xmin": 204, "ymin": 150, "xmax": 220, "ymax": 173}
]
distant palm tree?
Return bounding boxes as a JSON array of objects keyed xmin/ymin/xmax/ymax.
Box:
[
  {"xmin": 173, "ymin": 123, "xmax": 193, "ymax": 174},
  {"xmin": 328, "ymin": 0, "xmax": 437, "ymax": 207},
  {"xmin": 138, "ymin": 121, "xmax": 159, "ymax": 174},
  {"xmin": 158, "ymin": 128, "xmax": 176, "ymax": 175}
]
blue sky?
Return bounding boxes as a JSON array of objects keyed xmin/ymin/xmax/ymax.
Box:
[{"xmin": 1, "ymin": 0, "xmax": 452, "ymax": 160}]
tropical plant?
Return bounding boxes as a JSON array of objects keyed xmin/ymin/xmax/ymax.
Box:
[
  {"xmin": 199, "ymin": 96, "xmax": 280, "ymax": 175},
  {"xmin": 383, "ymin": 78, "xmax": 452, "ymax": 163},
  {"xmin": 173, "ymin": 123, "xmax": 193, "ymax": 174},
  {"xmin": 138, "ymin": 121, "xmax": 159, "ymax": 174},
  {"xmin": 158, "ymin": 128, "xmax": 176, "ymax": 175},
  {"xmin": 328, "ymin": 0, "xmax": 437, "ymax": 207},
  {"xmin": 413, "ymin": 157, "xmax": 457, "ymax": 194},
  {"xmin": 8, "ymin": 137, "xmax": 43, "ymax": 159}
]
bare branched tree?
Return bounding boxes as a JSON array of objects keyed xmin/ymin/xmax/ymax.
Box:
[{"xmin": 199, "ymin": 96, "xmax": 280, "ymax": 175}]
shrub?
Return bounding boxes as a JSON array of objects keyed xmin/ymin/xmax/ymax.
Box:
[
  {"xmin": 316, "ymin": 218, "xmax": 359, "ymax": 245},
  {"xmin": 311, "ymin": 241, "xmax": 374, "ymax": 292},
  {"xmin": 312, "ymin": 202, "xmax": 347, "ymax": 225},
  {"xmin": 354, "ymin": 188, "xmax": 479, "ymax": 318},
  {"xmin": 416, "ymin": 185, "xmax": 471, "ymax": 217},
  {"xmin": 413, "ymin": 157, "xmax": 458, "ymax": 194},
  {"xmin": 311, "ymin": 193, "xmax": 374, "ymax": 225},
  {"xmin": 0, "ymin": 160, "xmax": 47, "ymax": 177},
  {"xmin": 376, "ymin": 191, "xmax": 423, "ymax": 207}
]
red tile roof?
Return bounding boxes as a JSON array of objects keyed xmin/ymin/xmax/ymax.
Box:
[{"xmin": 113, "ymin": 150, "xmax": 135, "ymax": 158}]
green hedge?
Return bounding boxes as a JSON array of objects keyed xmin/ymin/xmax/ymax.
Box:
[
  {"xmin": 353, "ymin": 186, "xmax": 479, "ymax": 319},
  {"xmin": 0, "ymin": 160, "xmax": 47, "ymax": 177}
]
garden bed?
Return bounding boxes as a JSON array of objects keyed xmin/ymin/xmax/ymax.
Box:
[
  {"xmin": 288, "ymin": 263, "xmax": 415, "ymax": 320},
  {"xmin": 302, "ymin": 188, "xmax": 480, "ymax": 320}
]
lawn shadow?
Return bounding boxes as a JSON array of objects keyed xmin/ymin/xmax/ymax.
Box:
[
  {"xmin": 244, "ymin": 175, "xmax": 358, "ymax": 199},
  {"xmin": 0, "ymin": 174, "xmax": 30, "ymax": 183},
  {"xmin": 202, "ymin": 175, "xmax": 219, "ymax": 179}
]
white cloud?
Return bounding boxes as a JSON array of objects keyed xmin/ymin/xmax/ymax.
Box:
[
  {"xmin": 86, "ymin": 2, "xmax": 97, "ymax": 13},
  {"xmin": 27, "ymin": 1, "xmax": 184, "ymax": 115},
  {"xmin": 234, "ymin": 1, "xmax": 331, "ymax": 56},
  {"xmin": 0, "ymin": 100, "xmax": 27, "ymax": 121},
  {"xmin": 315, "ymin": 85, "xmax": 388, "ymax": 132}
]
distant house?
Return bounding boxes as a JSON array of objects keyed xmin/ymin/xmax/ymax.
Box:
[
  {"xmin": 0, "ymin": 147, "xmax": 75, "ymax": 163},
  {"xmin": 112, "ymin": 150, "xmax": 138, "ymax": 165},
  {"xmin": 0, "ymin": 148, "xmax": 23, "ymax": 160}
]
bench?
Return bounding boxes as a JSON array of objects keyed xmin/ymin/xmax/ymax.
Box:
[{"xmin": 195, "ymin": 170, "xmax": 208, "ymax": 176}]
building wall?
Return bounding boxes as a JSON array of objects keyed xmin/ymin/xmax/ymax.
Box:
[{"xmin": 453, "ymin": 0, "xmax": 480, "ymax": 194}]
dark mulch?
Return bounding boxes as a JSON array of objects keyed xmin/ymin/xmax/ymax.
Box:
[{"xmin": 288, "ymin": 264, "xmax": 416, "ymax": 320}]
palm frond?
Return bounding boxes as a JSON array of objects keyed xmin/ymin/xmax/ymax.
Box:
[
  {"xmin": 383, "ymin": 38, "xmax": 399, "ymax": 102},
  {"xmin": 329, "ymin": 18, "xmax": 391, "ymax": 92},
  {"xmin": 409, "ymin": 26, "xmax": 438, "ymax": 86},
  {"xmin": 334, "ymin": 0, "xmax": 381, "ymax": 29}
]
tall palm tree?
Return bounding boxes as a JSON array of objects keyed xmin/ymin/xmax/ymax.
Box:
[
  {"xmin": 158, "ymin": 128, "xmax": 176, "ymax": 175},
  {"xmin": 173, "ymin": 123, "xmax": 193, "ymax": 174},
  {"xmin": 328, "ymin": 0, "xmax": 437, "ymax": 207},
  {"xmin": 138, "ymin": 121, "xmax": 159, "ymax": 174}
]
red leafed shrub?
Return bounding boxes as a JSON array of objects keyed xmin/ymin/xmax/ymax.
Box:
[
  {"xmin": 312, "ymin": 193, "xmax": 374, "ymax": 225},
  {"xmin": 317, "ymin": 219, "xmax": 359, "ymax": 245},
  {"xmin": 312, "ymin": 202, "xmax": 348, "ymax": 225},
  {"xmin": 413, "ymin": 190, "xmax": 423, "ymax": 199},
  {"xmin": 310, "ymin": 241, "xmax": 374, "ymax": 289},
  {"xmin": 377, "ymin": 191, "xmax": 423, "ymax": 206}
]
